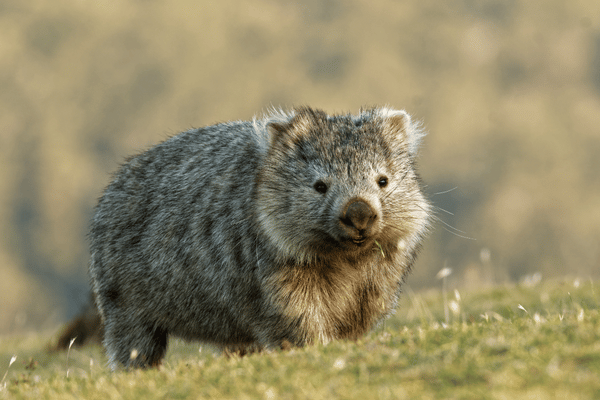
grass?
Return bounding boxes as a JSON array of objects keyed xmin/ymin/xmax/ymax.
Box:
[{"xmin": 1, "ymin": 277, "xmax": 599, "ymax": 399}]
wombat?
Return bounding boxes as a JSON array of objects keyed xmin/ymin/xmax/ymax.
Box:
[{"xmin": 89, "ymin": 106, "xmax": 431, "ymax": 369}]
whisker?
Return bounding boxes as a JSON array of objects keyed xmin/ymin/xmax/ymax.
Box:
[
  {"xmin": 432, "ymin": 205, "xmax": 454, "ymax": 216},
  {"xmin": 431, "ymin": 186, "xmax": 458, "ymax": 196},
  {"xmin": 434, "ymin": 217, "xmax": 476, "ymax": 240},
  {"xmin": 399, "ymin": 202, "xmax": 476, "ymax": 241},
  {"xmin": 439, "ymin": 226, "xmax": 476, "ymax": 240}
]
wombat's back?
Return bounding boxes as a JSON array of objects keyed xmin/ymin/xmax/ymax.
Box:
[{"xmin": 90, "ymin": 121, "xmax": 275, "ymax": 367}]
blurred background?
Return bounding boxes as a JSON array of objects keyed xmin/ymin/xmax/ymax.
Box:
[{"xmin": 1, "ymin": 0, "xmax": 599, "ymax": 335}]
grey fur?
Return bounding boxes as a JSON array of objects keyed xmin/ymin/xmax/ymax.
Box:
[{"xmin": 89, "ymin": 106, "xmax": 431, "ymax": 369}]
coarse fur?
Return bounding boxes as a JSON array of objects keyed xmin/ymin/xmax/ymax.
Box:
[{"xmin": 89, "ymin": 106, "xmax": 431, "ymax": 369}]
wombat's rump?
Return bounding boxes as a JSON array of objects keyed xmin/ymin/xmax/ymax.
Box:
[{"xmin": 89, "ymin": 107, "xmax": 431, "ymax": 369}]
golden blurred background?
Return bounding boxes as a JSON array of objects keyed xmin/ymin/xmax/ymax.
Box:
[{"xmin": 1, "ymin": 0, "xmax": 599, "ymax": 335}]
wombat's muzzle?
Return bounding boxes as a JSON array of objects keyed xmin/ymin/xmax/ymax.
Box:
[{"xmin": 340, "ymin": 200, "xmax": 377, "ymax": 243}]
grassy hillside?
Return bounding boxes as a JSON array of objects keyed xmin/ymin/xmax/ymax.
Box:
[{"xmin": 1, "ymin": 278, "xmax": 598, "ymax": 399}]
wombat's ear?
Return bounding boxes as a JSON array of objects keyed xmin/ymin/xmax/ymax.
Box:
[
  {"xmin": 266, "ymin": 121, "xmax": 287, "ymax": 137},
  {"xmin": 265, "ymin": 111, "xmax": 312, "ymax": 149},
  {"xmin": 266, "ymin": 121, "xmax": 295, "ymax": 149},
  {"xmin": 378, "ymin": 108, "xmax": 425, "ymax": 156}
]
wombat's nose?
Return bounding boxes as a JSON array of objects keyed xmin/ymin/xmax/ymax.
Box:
[{"xmin": 341, "ymin": 200, "xmax": 377, "ymax": 232}]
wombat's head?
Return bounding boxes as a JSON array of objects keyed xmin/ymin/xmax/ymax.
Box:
[{"xmin": 256, "ymin": 107, "xmax": 430, "ymax": 264}]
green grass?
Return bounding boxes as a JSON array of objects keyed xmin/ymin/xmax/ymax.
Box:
[{"xmin": 1, "ymin": 278, "xmax": 599, "ymax": 399}]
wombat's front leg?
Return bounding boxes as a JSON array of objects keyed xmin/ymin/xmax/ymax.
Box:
[{"xmin": 102, "ymin": 313, "xmax": 168, "ymax": 369}]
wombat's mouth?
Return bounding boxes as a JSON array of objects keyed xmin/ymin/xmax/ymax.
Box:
[
  {"xmin": 352, "ymin": 238, "xmax": 367, "ymax": 245},
  {"xmin": 326, "ymin": 233, "xmax": 373, "ymax": 252}
]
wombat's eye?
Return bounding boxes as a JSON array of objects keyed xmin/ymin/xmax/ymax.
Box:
[
  {"xmin": 314, "ymin": 180, "xmax": 328, "ymax": 194},
  {"xmin": 377, "ymin": 176, "xmax": 388, "ymax": 188}
]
